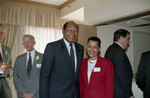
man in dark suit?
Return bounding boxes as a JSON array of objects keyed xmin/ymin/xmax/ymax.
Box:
[
  {"xmin": 105, "ymin": 29, "xmax": 134, "ymax": 98},
  {"xmin": 0, "ymin": 24, "xmax": 12, "ymax": 98},
  {"xmin": 13, "ymin": 35, "xmax": 43, "ymax": 98},
  {"xmin": 40, "ymin": 21, "xmax": 84, "ymax": 98},
  {"xmin": 136, "ymin": 51, "xmax": 150, "ymax": 98}
]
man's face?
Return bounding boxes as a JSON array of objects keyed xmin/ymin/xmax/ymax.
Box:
[
  {"xmin": 0, "ymin": 26, "xmax": 5, "ymax": 43},
  {"xmin": 23, "ymin": 36, "xmax": 35, "ymax": 52},
  {"xmin": 62, "ymin": 22, "xmax": 78, "ymax": 43},
  {"xmin": 121, "ymin": 33, "xmax": 130, "ymax": 49}
]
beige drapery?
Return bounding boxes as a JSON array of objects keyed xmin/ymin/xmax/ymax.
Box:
[
  {"xmin": 0, "ymin": 0, "xmax": 66, "ymax": 63},
  {"xmin": 0, "ymin": 0, "xmax": 64, "ymax": 29},
  {"xmin": 0, "ymin": 1, "xmax": 67, "ymax": 98}
]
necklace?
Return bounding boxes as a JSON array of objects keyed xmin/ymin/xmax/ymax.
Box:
[{"xmin": 88, "ymin": 59, "xmax": 97, "ymax": 64}]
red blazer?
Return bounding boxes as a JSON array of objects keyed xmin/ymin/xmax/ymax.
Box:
[{"xmin": 79, "ymin": 56, "xmax": 114, "ymax": 98}]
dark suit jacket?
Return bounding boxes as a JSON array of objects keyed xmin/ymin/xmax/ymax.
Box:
[
  {"xmin": 79, "ymin": 55, "xmax": 114, "ymax": 98},
  {"xmin": 136, "ymin": 51, "xmax": 150, "ymax": 98},
  {"xmin": 40, "ymin": 39, "xmax": 84, "ymax": 98},
  {"xmin": 105, "ymin": 43, "xmax": 133, "ymax": 98}
]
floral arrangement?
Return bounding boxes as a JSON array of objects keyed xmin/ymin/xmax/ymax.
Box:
[
  {"xmin": 4, "ymin": 50, "xmax": 8, "ymax": 55},
  {"xmin": 34, "ymin": 56, "xmax": 39, "ymax": 61}
]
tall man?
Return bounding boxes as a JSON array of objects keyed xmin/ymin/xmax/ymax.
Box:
[
  {"xmin": 13, "ymin": 35, "xmax": 43, "ymax": 98},
  {"xmin": 40, "ymin": 21, "xmax": 84, "ymax": 98},
  {"xmin": 136, "ymin": 51, "xmax": 150, "ymax": 98},
  {"xmin": 0, "ymin": 24, "xmax": 12, "ymax": 98},
  {"xmin": 105, "ymin": 29, "xmax": 134, "ymax": 98}
]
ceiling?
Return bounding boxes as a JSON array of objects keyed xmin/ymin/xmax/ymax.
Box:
[
  {"xmin": 28, "ymin": 0, "xmax": 67, "ymax": 6},
  {"xmin": 8, "ymin": 0, "xmax": 150, "ymax": 27},
  {"xmin": 114, "ymin": 15, "xmax": 150, "ymax": 28}
]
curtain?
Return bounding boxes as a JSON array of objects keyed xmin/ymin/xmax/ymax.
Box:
[
  {"xmin": 25, "ymin": 26, "xmax": 63, "ymax": 53},
  {"xmin": 0, "ymin": 1, "xmax": 67, "ymax": 98},
  {"xmin": 0, "ymin": 0, "xmax": 64, "ymax": 29}
]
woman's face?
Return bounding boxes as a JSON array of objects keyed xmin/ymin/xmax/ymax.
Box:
[{"xmin": 87, "ymin": 40, "xmax": 101, "ymax": 60}]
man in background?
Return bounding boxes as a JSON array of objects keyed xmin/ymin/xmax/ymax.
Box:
[
  {"xmin": 40, "ymin": 21, "xmax": 84, "ymax": 98},
  {"xmin": 105, "ymin": 29, "xmax": 134, "ymax": 98},
  {"xmin": 136, "ymin": 51, "xmax": 150, "ymax": 98},
  {"xmin": 0, "ymin": 24, "xmax": 12, "ymax": 98},
  {"xmin": 13, "ymin": 34, "xmax": 43, "ymax": 98}
]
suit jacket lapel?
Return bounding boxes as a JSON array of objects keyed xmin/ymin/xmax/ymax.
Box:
[
  {"xmin": 22, "ymin": 53, "xmax": 28, "ymax": 77},
  {"xmin": 74, "ymin": 43, "xmax": 81, "ymax": 76},
  {"xmin": 84, "ymin": 58, "xmax": 89, "ymax": 86}
]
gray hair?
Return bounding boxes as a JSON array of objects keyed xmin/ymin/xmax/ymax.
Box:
[{"xmin": 23, "ymin": 34, "xmax": 35, "ymax": 41}]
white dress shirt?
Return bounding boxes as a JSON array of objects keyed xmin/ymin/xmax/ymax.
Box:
[
  {"xmin": 88, "ymin": 59, "xmax": 97, "ymax": 84},
  {"xmin": 63, "ymin": 38, "xmax": 77, "ymax": 72}
]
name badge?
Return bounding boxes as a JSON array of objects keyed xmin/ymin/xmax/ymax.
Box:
[
  {"xmin": 36, "ymin": 64, "xmax": 41, "ymax": 68},
  {"xmin": 0, "ymin": 68, "xmax": 4, "ymax": 74},
  {"xmin": 93, "ymin": 67, "xmax": 101, "ymax": 72}
]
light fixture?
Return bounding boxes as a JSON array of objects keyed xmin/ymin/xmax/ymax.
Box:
[{"xmin": 125, "ymin": 21, "xmax": 132, "ymax": 24}]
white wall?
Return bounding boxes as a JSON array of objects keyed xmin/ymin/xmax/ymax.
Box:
[
  {"xmin": 60, "ymin": 0, "xmax": 84, "ymax": 18},
  {"xmin": 97, "ymin": 25, "xmax": 150, "ymax": 74},
  {"xmin": 133, "ymin": 31, "xmax": 150, "ymax": 73},
  {"xmin": 97, "ymin": 25, "xmax": 134, "ymax": 72}
]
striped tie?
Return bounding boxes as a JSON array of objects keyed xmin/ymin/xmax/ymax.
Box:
[{"xmin": 27, "ymin": 53, "xmax": 32, "ymax": 77}]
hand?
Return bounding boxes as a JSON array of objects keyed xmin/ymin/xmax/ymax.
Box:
[
  {"xmin": 22, "ymin": 93, "xmax": 34, "ymax": 98},
  {"xmin": 4, "ymin": 67, "xmax": 10, "ymax": 75},
  {"xmin": 130, "ymin": 96, "xmax": 135, "ymax": 98}
]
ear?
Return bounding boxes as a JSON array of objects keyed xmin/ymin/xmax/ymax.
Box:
[
  {"xmin": 33, "ymin": 41, "xmax": 36, "ymax": 45},
  {"xmin": 99, "ymin": 47, "xmax": 101, "ymax": 52},
  {"xmin": 119, "ymin": 36, "xmax": 124, "ymax": 42},
  {"xmin": 62, "ymin": 29, "xmax": 65, "ymax": 35}
]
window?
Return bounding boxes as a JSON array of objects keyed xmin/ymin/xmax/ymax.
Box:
[{"xmin": 25, "ymin": 26, "xmax": 63, "ymax": 53}]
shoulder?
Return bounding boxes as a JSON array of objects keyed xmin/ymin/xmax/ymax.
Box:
[
  {"xmin": 16, "ymin": 53, "xmax": 26, "ymax": 60},
  {"xmin": 105, "ymin": 43, "xmax": 124, "ymax": 58},
  {"xmin": 46, "ymin": 39, "xmax": 63, "ymax": 48},
  {"xmin": 99, "ymin": 56, "xmax": 112, "ymax": 64},
  {"xmin": 142, "ymin": 51, "xmax": 150, "ymax": 56},
  {"xmin": 74, "ymin": 42, "xmax": 84, "ymax": 51},
  {"xmin": 75, "ymin": 42, "xmax": 83, "ymax": 47},
  {"xmin": 35, "ymin": 51, "xmax": 43, "ymax": 56},
  {"xmin": 99, "ymin": 56, "xmax": 114, "ymax": 70},
  {"xmin": 108, "ymin": 43, "xmax": 122, "ymax": 51},
  {"xmin": 81, "ymin": 57, "xmax": 89, "ymax": 63}
]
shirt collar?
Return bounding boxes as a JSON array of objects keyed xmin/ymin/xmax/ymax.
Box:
[
  {"xmin": 115, "ymin": 42, "xmax": 123, "ymax": 49},
  {"xmin": 27, "ymin": 50, "xmax": 35, "ymax": 54},
  {"xmin": 63, "ymin": 38, "xmax": 74, "ymax": 47}
]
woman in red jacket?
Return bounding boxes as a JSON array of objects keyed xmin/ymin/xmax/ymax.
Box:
[{"xmin": 79, "ymin": 36, "xmax": 114, "ymax": 98}]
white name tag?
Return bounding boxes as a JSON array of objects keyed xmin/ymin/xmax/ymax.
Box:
[
  {"xmin": 0, "ymin": 68, "xmax": 4, "ymax": 74},
  {"xmin": 36, "ymin": 64, "xmax": 41, "ymax": 68},
  {"xmin": 93, "ymin": 67, "xmax": 101, "ymax": 72}
]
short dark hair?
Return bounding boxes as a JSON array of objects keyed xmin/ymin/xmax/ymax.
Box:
[
  {"xmin": 63, "ymin": 21, "xmax": 79, "ymax": 31},
  {"xmin": 87, "ymin": 36, "xmax": 101, "ymax": 47},
  {"xmin": 113, "ymin": 29, "xmax": 130, "ymax": 41}
]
